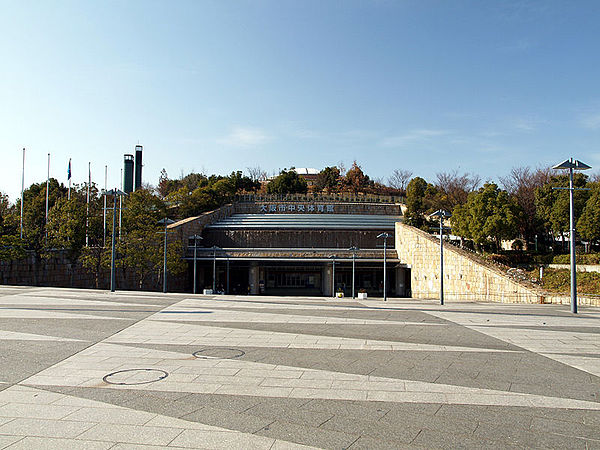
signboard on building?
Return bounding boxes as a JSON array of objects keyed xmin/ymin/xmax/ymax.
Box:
[{"xmin": 260, "ymin": 204, "xmax": 335, "ymax": 213}]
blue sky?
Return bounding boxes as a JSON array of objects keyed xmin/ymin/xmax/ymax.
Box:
[{"xmin": 1, "ymin": 0, "xmax": 600, "ymax": 201}]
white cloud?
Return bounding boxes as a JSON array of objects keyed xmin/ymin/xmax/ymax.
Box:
[
  {"xmin": 217, "ymin": 127, "xmax": 271, "ymax": 148},
  {"xmin": 581, "ymin": 114, "xmax": 600, "ymax": 130},
  {"xmin": 380, "ymin": 129, "xmax": 450, "ymax": 148},
  {"xmin": 511, "ymin": 116, "xmax": 546, "ymax": 131}
]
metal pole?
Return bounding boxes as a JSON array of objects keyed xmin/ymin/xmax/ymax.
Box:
[
  {"xmin": 332, "ymin": 256, "xmax": 336, "ymax": 298},
  {"xmin": 86, "ymin": 162, "xmax": 90, "ymax": 247},
  {"xmin": 68, "ymin": 158, "xmax": 71, "ymax": 201},
  {"xmin": 119, "ymin": 168, "xmax": 122, "ymax": 239},
  {"xmin": 193, "ymin": 238, "xmax": 198, "ymax": 294},
  {"xmin": 20, "ymin": 148, "xmax": 24, "ymax": 239},
  {"xmin": 163, "ymin": 218, "xmax": 168, "ymax": 293},
  {"xmin": 103, "ymin": 165, "xmax": 107, "ymax": 247},
  {"xmin": 352, "ymin": 251, "xmax": 355, "ymax": 299},
  {"xmin": 440, "ymin": 215, "xmax": 444, "ymax": 306},
  {"xmin": 110, "ymin": 193, "xmax": 117, "ymax": 292},
  {"xmin": 569, "ymin": 163, "xmax": 577, "ymax": 314},
  {"xmin": 226, "ymin": 256, "xmax": 230, "ymax": 294},
  {"xmin": 383, "ymin": 237, "xmax": 387, "ymax": 301},
  {"xmin": 213, "ymin": 247, "xmax": 216, "ymax": 292},
  {"xmin": 45, "ymin": 153, "xmax": 50, "ymax": 239}
]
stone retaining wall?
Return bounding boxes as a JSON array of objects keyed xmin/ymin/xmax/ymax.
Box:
[
  {"xmin": 0, "ymin": 250, "xmax": 187, "ymax": 292},
  {"xmin": 395, "ymin": 222, "xmax": 599, "ymax": 306}
]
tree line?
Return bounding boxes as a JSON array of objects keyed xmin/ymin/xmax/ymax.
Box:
[{"xmin": 403, "ymin": 167, "xmax": 600, "ymax": 254}]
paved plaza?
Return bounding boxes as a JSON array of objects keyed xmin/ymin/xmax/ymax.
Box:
[{"xmin": 0, "ymin": 286, "xmax": 598, "ymax": 449}]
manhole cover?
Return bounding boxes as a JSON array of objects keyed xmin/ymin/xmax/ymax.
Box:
[
  {"xmin": 103, "ymin": 368, "xmax": 168, "ymax": 385},
  {"xmin": 193, "ymin": 347, "xmax": 245, "ymax": 359}
]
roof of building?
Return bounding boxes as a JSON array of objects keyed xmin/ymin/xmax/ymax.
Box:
[
  {"xmin": 293, "ymin": 168, "xmax": 320, "ymax": 175},
  {"xmin": 206, "ymin": 214, "xmax": 401, "ymax": 230}
]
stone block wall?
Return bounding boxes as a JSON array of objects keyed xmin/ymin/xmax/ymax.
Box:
[
  {"xmin": 0, "ymin": 250, "xmax": 187, "ymax": 293},
  {"xmin": 394, "ymin": 222, "xmax": 600, "ymax": 306}
]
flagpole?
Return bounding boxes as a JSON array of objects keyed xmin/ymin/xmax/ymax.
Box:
[
  {"xmin": 86, "ymin": 162, "xmax": 90, "ymax": 247},
  {"xmin": 20, "ymin": 148, "xmax": 25, "ymax": 239},
  {"xmin": 45, "ymin": 153, "xmax": 50, "ymax": 240},
  {"xmin": 119, "ymin": 168, "xmax": 123, "ymax": 239},
  {"xmin": 68, "ymin": 158, "xmax": 72, "ymax": 200},
  {"xmin": 103, "ymin": 165, "xmax": 107, "ymax": 247}
]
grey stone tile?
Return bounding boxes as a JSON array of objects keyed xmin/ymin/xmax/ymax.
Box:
[
  {"xmin": 380, "ymin": 409, "xmax": 477, "ymax": 436},
  {"xmin": 181, "ymin": 407, "xmax": 275, "ymax": 433},
  {"xmin": 245, "ymin": 402, "xmax": 334, "ymax": 427},
  {"xmin": 257, "ymin": 420, "xmax": 359, "ymax": 450},
  {"xmin": 530, "ymin": 415, "xmax": 600, "ymax": 440},
  {"xmin": 320, "ymin": 415, "xmax": 420, "ymax": 444},
  {"xmin": 473, "ymin": 421, "xmax": 589, "ymax": 448},
  {"xmin": 301, "ymin": 399, "xmax": 392, "ymax": 421},
  {"xmin": 347, "ymin": 436, "xmax": 421, "ymax": 450},
  {"xmin": 412, "ymin": 429, "xmax": 513, "ymax": 449}
]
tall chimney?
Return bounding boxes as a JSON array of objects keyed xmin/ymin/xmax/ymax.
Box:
[
  {"xmin": 123, "ymin": 154, "xmax": 134, "ymax": 193},
  {"xmin": 134, "ymin": 145, "xmax": 143, "ymax": 191}
]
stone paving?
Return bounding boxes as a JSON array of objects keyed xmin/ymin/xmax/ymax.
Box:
[{"xmin": 0, "ymin": 286, "xmax": 599, "ymax": 449}]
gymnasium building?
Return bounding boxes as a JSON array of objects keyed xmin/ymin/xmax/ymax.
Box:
[{"xmin": 168, "ymin": 195, "xmax": 410, "ymax": 297}]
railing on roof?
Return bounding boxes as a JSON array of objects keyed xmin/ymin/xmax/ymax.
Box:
[{"xmin": 235, "ymin": 193, "xmax": 405, "ymax": 204}]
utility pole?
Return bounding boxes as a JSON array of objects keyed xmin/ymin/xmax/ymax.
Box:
[
  {"xmin": 349, "ymin": 246, "xmax": 358, "ymax": 299},
  {"xmin": 20, "ymin": 148, "xmax": 25, "ymax": 239},
  {"xmin": 430, "ymin": 210, "xmax": 452, "ymax": 306},
  {"xmin": 159, "ymin": 217, "xmax": 175, "ymax": 293},
  {"xmin": 377, "ymin": 233, "xmax": 390, "ymax": 301},
  {"xmin": 552, "ymin": 158, "xmax": 591, "ymax": 314}
]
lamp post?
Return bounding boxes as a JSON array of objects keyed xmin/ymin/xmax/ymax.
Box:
[
  {"xmin": 190, "ymin": 235, "xmax": 203, "ymax": 294},
  {"xmin": 212, "ymin": 246, "xmax": 220, "ymax": 293},
  {"xmin": 377, "ymin": 233, "xmax": 390, "ymax": 301},
  {"xmin": 158, "ymin": 217, "xmax": 175, "ymax": 293},
  {"xmin": 103, "ymin": 189, "xmax": 127, "ymax": 293},
  {"xmin": 348, "ymin": 246, "xmax": 358, "ymax": 299},
  {"xmin": 430, "ymin": 210, "xmax": 452, "ymax": 306},
  {"xmin": 552, "ymin": 158, "xmax": 591, "ymax": 314},
  {"xmin": 329, "ymin": 255, "xmax": 336, "ymax": 298}
]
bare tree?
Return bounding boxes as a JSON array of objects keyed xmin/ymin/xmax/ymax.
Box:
[
  {"xmin": 435, "ymin": 170, "xmax": 481, "ymax": 209},
  {"xmin": 247, "ymin": 166, "xmax": 267, "ymax": 182},
  {"xmin": 499, "ymin": 166, "xmax": 552, "ymax": 242},
  {"xmin": 388, "ymin": 169, "xmax": 413, "ymax": 192}
]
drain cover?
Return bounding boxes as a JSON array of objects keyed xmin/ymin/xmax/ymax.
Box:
[
  {"xmin": 193, "ymin": 347, "xmax": 245, "ymax": 359},
  {"xmin": 103, "ymin": 368, "xmax": 168, "ymax": 385}
]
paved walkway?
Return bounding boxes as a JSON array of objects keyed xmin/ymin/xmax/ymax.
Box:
[{"xmin": 0, "ymin": 286, "xmax": 598, "ymax": 449}]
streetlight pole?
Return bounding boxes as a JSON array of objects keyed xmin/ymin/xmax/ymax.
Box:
[
  {"xmin": 212, "ymin": 246, "xmax": 218, "ymax": 293},
  {"xmin": 330, "ymin": 255, "xmax": 336, "ymax": 298},
  {"xmin": 190, "ymin": 235, "xmax": 203, "ymax": 294},
  {"xmin": 349, "ymin": 246, "xmax": 358, "ymax": 299},
  {"xmin": 377, "ymin": 233, "xmax": 390, "ymax": 301},
  {"xmin": 552, "ymin": 158, "xmax": 591, "ymax": 314},
  {"xmin": 103, "ymin": 189, "xmax": 127, "ymax": 293},
  {"xmin": 158, "ymin": 217, "xmax": 175, "ymax": 294},
  {"xmin": 430, "ymin": 210, "xmax": 451, "ymax": 306}
]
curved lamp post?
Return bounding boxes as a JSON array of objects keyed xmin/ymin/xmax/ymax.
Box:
[
  {"xmin": 430, "ymin": 210, "xmax": 452, "ymax": 305},
  {"xmin": 103, "ymin": 189, "xmax": 128, "ymax": 292},
  {"xmin": 158, "ymin": 217, "xmax": 175, "ymax": 293},
  {"xmin": 190, "ymin": 235, "xmax": 203, "ymax": 294},
  {"xmin": 377, "ymin": 233, "xmax": 391, "ymax": 301},
  {"xmin": 552, "ymin": 158, "xmax": 591, "ymax": 314}
]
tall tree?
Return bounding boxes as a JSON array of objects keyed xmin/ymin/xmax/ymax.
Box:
[
  {"xmin": 388, "ymin": 169, "xmax": 413, "ymax": 194},
  {"xmin": 315, "ymin": 166, "xmax": 341, "ymax": 192},
  {"xmin": 500, "ymin": 166, "xmax": 551, "ymax": 245},
  {"xmin": 343, "ymin": 161, "xmax": 372, "ymax": 193},
  {"xmin": 451, "ymin": 183, "xmax": 521, "ymax": 251},
  {"xmin": 404, "ymin": 177, "xmax": 428, "ymax": 228},
  {"xmin": 577, "ymin": 182, "xmax": 600, "ymax": 246},
  {"xmin": 266, "ymin": 169, "xmax": 308, "ymax": 194}
]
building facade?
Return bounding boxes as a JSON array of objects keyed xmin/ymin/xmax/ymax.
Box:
[{"xmin": 169, "ymin": 197, "xmax": 409, "ymax": 297}]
